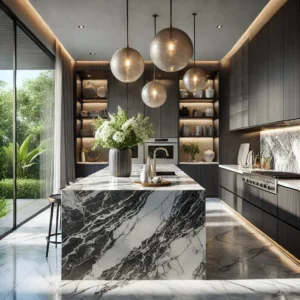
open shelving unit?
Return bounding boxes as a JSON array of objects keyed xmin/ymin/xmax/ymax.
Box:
[
  {"xmin": 178, "ymin": 73, "xmax": 219, "ymax": 163},
  {"xmin": 75, "ymin": 71, "xmax": 109, "ymax": 165}
]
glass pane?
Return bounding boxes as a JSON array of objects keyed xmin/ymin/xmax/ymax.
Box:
[
  {"xmin": 16, "ymin": 26, "xmax": 55, "ymax": 225},
  {"xmin": 0, "ymin": 8, "xmax": 14, "ymax": 236}
]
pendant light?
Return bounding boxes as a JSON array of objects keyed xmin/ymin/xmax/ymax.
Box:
[
  {"xmin": 150, "ymin": 0, "xmax": 193, "ymax": 72},
  {"xmin": 183, "ymin": 13, "xmax": 207, "ymax": 93},
  {"xmin": 142, "ymin": 15, "xmax": 167, "ymax": 108},
  {"xmin": 110, "ymin": 0, "xmax": 144, "ymax": 83}
]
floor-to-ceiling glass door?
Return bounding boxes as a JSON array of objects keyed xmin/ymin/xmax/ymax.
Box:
[
  {"xmin": 0, "ymin": 4, "xmax": 55, "ymax": 237},
  {"xmin": 0, "ymin": 8, "xmax": 14, "ymax": 236}
]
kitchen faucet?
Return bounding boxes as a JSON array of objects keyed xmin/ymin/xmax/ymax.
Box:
[{"xmin": 151, "ymin": 147, "xmax": 169, "ymax": 176}]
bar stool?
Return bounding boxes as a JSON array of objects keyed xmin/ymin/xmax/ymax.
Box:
[{"xmin": 46, "ymin": 194, "xmax": 61, "ymax": 257}]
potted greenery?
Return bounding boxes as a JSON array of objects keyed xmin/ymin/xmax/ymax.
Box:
[
  {"xmin": 94, "ymin": 107, "xmax": 153, "ymax": 177},
  {"xmin": 183, "ymin": 142, "xmax": 201, "ymax": 162}
]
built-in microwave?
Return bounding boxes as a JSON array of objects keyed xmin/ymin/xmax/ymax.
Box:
[
  {"xmin": 131, "ymin": 144, "xmax": 144, "ymax": 164},
  {"xmin": 144, "ymin": 138, "xmax": 178, "ymax": 164}
]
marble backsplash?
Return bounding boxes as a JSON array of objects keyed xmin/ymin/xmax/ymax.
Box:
[{"xmin": 260, "ymin": 127, "xmax": 300, "ymax": 173}]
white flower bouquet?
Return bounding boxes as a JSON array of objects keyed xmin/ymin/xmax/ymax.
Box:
[{"xmin": 94, "ymin": 106, "xmax": 153, "ymax": 149}]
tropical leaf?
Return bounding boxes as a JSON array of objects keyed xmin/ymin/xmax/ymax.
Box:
[
  {"xmin": 22, "ymin": 163, "xmax": 36, "ymax": 170},
  {"xmin": 19, "ymin": 135, "xmax": 31, "ymax": 161},
  {"xmin": 28, "ymin": 149, "xmax": 47, "ymax": 163}
]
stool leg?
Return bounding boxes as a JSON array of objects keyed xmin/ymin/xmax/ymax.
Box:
[
  {"xmin": 46, "ymin": 203, "xmax": 54, "ymax": 258},
  {"xmin": 55, "ymin": 204, "xmax": 60, "ymax": 248}
]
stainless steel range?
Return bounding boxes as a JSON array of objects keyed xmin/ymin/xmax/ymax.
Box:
[{"xmin": 242, "ymin": 171, "xmax": 300, "ymax": 194}]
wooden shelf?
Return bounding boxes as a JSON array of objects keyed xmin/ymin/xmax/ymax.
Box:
[
  {"xmin": 77, "ymin": 98, "xmax": 107, "ymax": 103},
  {"xmin": 179, "ymin": 116, "xmax": 214, "ymax": 120},
  {"xmin": 179, "ymin": 98, "xmax": 218, "ymax": 103}
]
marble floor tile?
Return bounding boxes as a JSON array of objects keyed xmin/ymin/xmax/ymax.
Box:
[{"xmin": 1, "ymin": 198, "xmax": 300, "ymax": 300}]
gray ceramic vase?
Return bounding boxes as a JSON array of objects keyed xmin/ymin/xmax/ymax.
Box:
[{"xmin": 109, "ymin": 148, "xmax": 132, "ymax": 177}]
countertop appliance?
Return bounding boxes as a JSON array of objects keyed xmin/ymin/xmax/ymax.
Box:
[
  {"xmin": 145, "ymin": 138, "xmax": 178, "ymax": 164},
  {"xmin": 242, "ymin": 170, "xmax": 300, "ymax": 194}
]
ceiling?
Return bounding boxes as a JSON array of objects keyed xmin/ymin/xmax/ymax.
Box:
[{"xmin": 29, "ymin": 0, "xmax": 269, "ymax": 61}]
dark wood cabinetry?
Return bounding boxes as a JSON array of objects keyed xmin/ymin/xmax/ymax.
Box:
[
  {"xmin": 127, "ymin": 75, "xmax": 145, "ymax": 118},
  {"xmin": 269, "ymin": 9, "xmax": 284, "ymax": 123},
  {"xmin": 283, "ymin": 0, "xmax": 300, "ymax": 121},
  {"xmin": 278, "ymin": 186, "xmax": 300, "ymax": 229},
  {"xmin": 257, "ymin": 24, "xmax": 269, "ymax": 125},
  {"xmin": 229, "ymin": 0, "xmax": 300, "ymax": 130},
  {"xmin": 108, "ymin": 71, "xmax": 127, "ymax": 114},
  {"xmin": 229, "ymin": 41, "xmax": 249, "ymax": 130},
  {"xmin": 179, "ymin": 164, "xmax": 219, "ymax": 197},
  {"xmin": 219, "ymin": 167, "xmax": 300, "ymax": 259}
]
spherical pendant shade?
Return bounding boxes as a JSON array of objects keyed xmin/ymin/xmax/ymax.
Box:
[
  {"xmin": 110, "ymin": 47, "xmax": 144, "ymax": 83},
  {"xmin": 150, "ymin": 27, "xmax": 193, "ymax": 72},
  {"xmin": 142, "ymin": 81, "xmax": 167, "ymax": 108},
  {"xmin": 183, "ymin": 67, "xmax": 207, "ymax": 93}
]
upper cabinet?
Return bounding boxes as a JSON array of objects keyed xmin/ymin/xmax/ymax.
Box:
[
  {"xmin": 229, "ymin": 40, "xmax": 249, "ymax": 130},
  {"xmin": 229, "ymin": 0, "xmax": 300, "ymax": 130},
  {"xmin": 283, "ymin": 0, "xmax": 300, "ymax": 121}
]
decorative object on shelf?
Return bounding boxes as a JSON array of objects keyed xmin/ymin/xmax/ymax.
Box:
[
  {"xmin": 179, "ymin": 106, "xmax": 189, "ymax": 117},
  {"xmin": 87, "ymin": 147, "xmax": 101, "ymax": 162},
  {"xmin": 180, "ymin": 89, "xmax": 188, "ymax": 99},
  {"xmin": 99, "ymin": 109, "xmax": 108, "ymax": 119},
  {"xmin": 195, "ymin": 125, "xmax": 202, "ymax": 136},
  {"xmin": 110, "ymin": 0, "xmax": 144, "ymax": 83},
  {"xmin": 205, "ymin": 108, "xmax": 214, "ymax": 117},
  {"xmin": 205, "ymin": 86, "xmax": 215, "ymax": 98},
  {"xmin": 149, "ymin": 0, "xmax": 193, "ymax": 72},
  {"xmin": 183, "ymin": 142, "xmax": 201, "ymax": 162},
  {"xmin": 88, "ymin": 111, "xmax": 100, "ymax": 118},
  {"xmin": 142, "ymin": 15, "xmax": 167, "ymax": 108},
  {"xmin": 82, "ymin": 82, "xmax": 96, "ymax": 98},
  {"xmin": 192, "ymin": 109, "xmax": 202, "ymax": 117},
  {"xmin": 81, "ymin": 148, "xmax": 88, "ymax": 162},
  {"xmin": 203, "ymin": 149, "xmax": 215, "ymax": 162},
  {"xmin": 202, "ymin": 125, "xmax": 207, "ymax": 137},
  {"xmin": 207, "ymin": 125, "xmax": 214, "ymax": 137},
  {"xmin": 93, "ymin": 106, "xmax": 153, "ymax": 177},
  {"xmin": 140, "ymin": 164, "xmax": 149, "ymax": 183},
  {"xmin": 193, "ymin": 90, "xmax": 203, "ymax": 98},
  {"xmin": 183, "ymin": 13, "xmax": 207, "ymax": 93},
  {"xmin": 80, "ymin": 111, "xmax": 88, "ymax": 117},
  {"xmin": 96, "ymin": 86, "xmax": 107, "ymax": 98},
  {"xmin": 181, "ymin": 123, "xmax": 189, "ymax": 137}
]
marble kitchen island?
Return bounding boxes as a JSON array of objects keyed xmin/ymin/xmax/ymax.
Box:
[{"xmin": 62, "ymin": 164, "xmax": 206, "ymax": 280}]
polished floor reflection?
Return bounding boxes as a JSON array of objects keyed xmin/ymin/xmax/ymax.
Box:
[{"xmin": 0, "ymin": 199, "xmax": 299, "ymax": 299}]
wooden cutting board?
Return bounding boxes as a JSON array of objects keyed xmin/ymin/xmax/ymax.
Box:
[{"xmin": 133, "ymin": 181, "xmax": 171, "ymax": 187}]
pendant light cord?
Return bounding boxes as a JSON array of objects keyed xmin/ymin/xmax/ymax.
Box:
[
  {"xmin": 153, "ymin": 14, "xmax": 158, "ymax": 81},
  {"xmin": 170, "ymin": 0, "xmax": 172, "ymax": 29},
  {"xmin": 126, "ymin": 0, "xmax": 129, "ymax": 48},
  {"xmin": 193, "ymin": 13, "xmax": 197, "ymax": 68}
]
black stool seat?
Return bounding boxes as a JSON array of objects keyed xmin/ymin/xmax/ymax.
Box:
[
  {"xmin": 46, "ymin": 194, "xmax": 62, "ymax": 257},
  {"xmin": 48, "ymin": 194, "xmax": 61, "ymax": 204}
]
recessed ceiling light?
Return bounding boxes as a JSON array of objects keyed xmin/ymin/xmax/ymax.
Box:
[
  {"xmin": 78, "ymin": 25, "xmax": 84, "ymax": 29},
  {"xmin": 89, "ymin": 52, "xmax": 95, "ymax": 55},
  {"xmin": 216, "ymin": 25, "xmax": 222, "ymax": 29}
]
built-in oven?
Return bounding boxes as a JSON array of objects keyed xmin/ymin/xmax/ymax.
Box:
[
  {"xmin": 144, "ymin": 138, "xmax": 178, "ymax": 164},
  {"xmin": 131, "ymin": 144, "xmax": 144, "ymax": 164}
]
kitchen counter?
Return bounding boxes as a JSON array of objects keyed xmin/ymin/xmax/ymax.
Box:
[
  {"xmin": 62, "ymin": 164, "xmax": 206, "ymax": 280},
  {"xmin": 219, "ymin": 165, "xmax": 300, "ymax": 192}
]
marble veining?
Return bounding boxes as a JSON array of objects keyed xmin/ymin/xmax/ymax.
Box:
[
  {"xmin": 261, "ymin": 128, "xmax": 300, "ymax": 173},
  {"xmin": 62, "ymin": 164, "xmax": 206, "ymax": 280}
]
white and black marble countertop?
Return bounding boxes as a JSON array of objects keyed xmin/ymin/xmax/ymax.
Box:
[
  {"xmin": 219, "ymin": 164, "xmax": 300, "ymax": 192},
  {"xmin": 65, "ymin": 164, "xmax": 205, "ymax": 191}
]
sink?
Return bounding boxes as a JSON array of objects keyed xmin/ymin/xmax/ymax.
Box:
[{"xmin": 156, "ymin": 171, "xmax": 176, "ymax": 176}]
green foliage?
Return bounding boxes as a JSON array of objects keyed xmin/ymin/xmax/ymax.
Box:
[
  {"xmin": 183, "ymin": 142, "xmax": 201, "ymax": 156},
  {"xmin": 0, "ymin": 71, "xmax": 54, "ymax": 180},
  {"xmin": 0, "ymin": 179, "xmax": 43, "ymax": 199},
  {"xmin": 1, "ymin": 135, "xmax": 47, "ymax": 178},
  {"xmin": 0, "ymin": 197, "xmax": 8, "ymax": 218},
  {"xmin": 94, "ymin": 106, "xmax": 153, "ymax": 149}
]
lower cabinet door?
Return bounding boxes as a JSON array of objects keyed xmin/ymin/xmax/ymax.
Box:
[
  {"xmin": 278, "ymin": 220, "xmax": 300, "ymax": 259},
  {"xmin": 263, "ymin": 211, "xmax": 278, "ymax": 242},
  {"xmin": 243, "ymin": 200, "xmax": 263, "ymax": 230}
]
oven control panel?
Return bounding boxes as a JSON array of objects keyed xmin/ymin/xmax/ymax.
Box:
[{"xmin": 242, "ymin": 173, "xmax": 277, "ymax": 194}]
